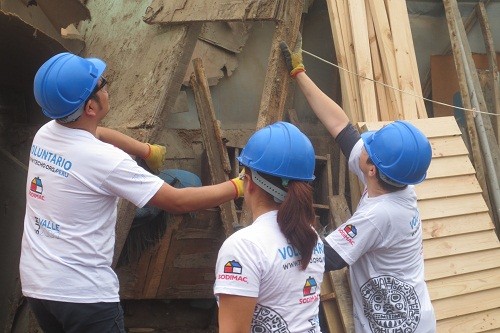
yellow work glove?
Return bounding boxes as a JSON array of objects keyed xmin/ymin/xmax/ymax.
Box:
[
  {"xmin": 144, "ymin": 143, "xmax": 166, "ymax": 173},
  {"xmin": 279, "ymin": 34, "xmax": 305, "ymax": 78},
  {"xmin": 230, "ymin": 168, "xmax": 246, "ymax": 199}
]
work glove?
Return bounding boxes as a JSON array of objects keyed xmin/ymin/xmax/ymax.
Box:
[
  {"xmin": 279, "ymin": 34, "xmax": 305, "ymax": 78},
  {"xmin": 230, "ymin": 168, "xmax": 246, "ymax": 198},
  {"xmin": 144, "ymin": 143, "xmax": 166, "ymax": 173}
]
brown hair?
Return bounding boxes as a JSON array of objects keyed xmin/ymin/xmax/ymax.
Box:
[{"xmin": 277, "ymin": 180, "xmax": 318, "ymax": 270}]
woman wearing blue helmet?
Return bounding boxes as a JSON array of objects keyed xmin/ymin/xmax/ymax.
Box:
[
  {"xmin": 280, "ymin": 40, "xmax": 436, "ymax": 333},
  {"xmin": 21, "ymin": 52, "xmax": 244, "ymax": 333},
  {"xmin": 214, "ymin": 122, "xmax": 325, "ymax": 333}
]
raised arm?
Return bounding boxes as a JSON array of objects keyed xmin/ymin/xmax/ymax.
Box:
[
  {"xmin": 280, "ymin": 38, "xmax": 349, "ymax": 139},
  {"xmin": 294, "ymin": 72, "xmax": 349, "ymax": 139}
]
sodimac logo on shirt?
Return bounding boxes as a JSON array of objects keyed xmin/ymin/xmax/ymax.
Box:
[
  {"xmin": 218, "ymin": 260, "xmax": 248, "ymax": 283},
  {"xmin": 338, "ymin": 224, "xmax": 357, "ymax": 246},
  {"xmin": 29, "ymin": 177, "xmax": 45, "ymax": 201},
  {"xmin": 299, "ymin": 277, "xmax": 319, "ymax": 304}
]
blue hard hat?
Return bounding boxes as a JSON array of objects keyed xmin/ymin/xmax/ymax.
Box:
[
  {"xmin": 33, "ymin": 52, "xmax": 106, "ymax": 119},
  {"xmin": 361, "ymin": 120, "xmax": 432, "ymax": 185},
  {"xmin": 237, "ymin": 121, "xmax": 315, "ymax": 181}
]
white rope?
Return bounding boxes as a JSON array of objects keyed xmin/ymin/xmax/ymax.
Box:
[{"xmin": 302, "ymin": 49, "xmax": 499, "ymax": 117}]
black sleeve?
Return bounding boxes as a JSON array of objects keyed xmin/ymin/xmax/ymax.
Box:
[
  {"xmin": 335, "ymin": 123, "xmax": 361, "ymax": 159},
  {"xmin": 323, "ymin": 240, "xmax": 348, "ymax": 271}
]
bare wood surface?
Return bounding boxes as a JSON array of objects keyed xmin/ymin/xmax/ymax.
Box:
[
  {"xmin": 477, "ymin": 2, "xmax": 500, "ymax": 144},
  {"xmin": 191, "ymin": 58, "xmax": 238, "ymax": 236},
  {"xmin": 347, "ymin": 0, "xmax": 377, "ymax": 122},
  {"xmin": 436, "ymin": 307, "xmax": 500, "ymax": 332},
  {"xmin": 433, "ymin": 288, "xmax": 500, "ymax": 321},
  {"xmin": 386, "ymin": 0, "xmax": 418, "ymax": 119},
  {"xmin": 143, "ymin": 0, "xmax": 284, "ymax": 24},
  {"xmin": 422, "ymin": 212, "xmax": 494, "ymax": 240},
  {"xmin": 424, "ymin": 248, "xmax": 500, "ymax": 281},
  {"xmin": 427, "ymin": 267, "xmax": 500, "ymax": 301},
  {"xmin": 255, "ymin": 0, "xmax": 303, "ymax": 129}
]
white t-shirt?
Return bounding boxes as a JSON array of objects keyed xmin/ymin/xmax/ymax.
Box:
[
  {"xmin": 214, "ymin": 210, "xmax": 324, "ymax": 333},
  {"xmin": 325, "ymin": 140, "xmax": 436, "ymax": 333},
  {"xmin": 20, "ymin": 120, "xmax": 164, "ymax": 303}
]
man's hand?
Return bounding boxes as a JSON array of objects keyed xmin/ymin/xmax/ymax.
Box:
[
  {"xmin": 230, "ymin": 168, "xmax": 245, "ymax": 198},
  {"xmin": 144, "ymin": 143, "xmax": 166, "ymax": 173},
  {"xmin": 279, "ymin": 34, "xmax": 305, "ymax": 78}
]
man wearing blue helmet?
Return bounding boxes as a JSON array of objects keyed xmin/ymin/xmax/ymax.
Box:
[
  {"xmin": 20, "ymin": 52, "xmax": 244, "ymax": 332},
  {"xmin": 281, "ymin": 41, "xmax": 436, "ymax": 332}
]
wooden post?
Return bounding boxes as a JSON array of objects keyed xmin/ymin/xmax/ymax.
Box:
[
  {"xmin": 476, "ymin": 2, "xmax": 500, "ymax": 145},
  {"xmin": 191, "ymin": 58, "xmax": 239, "ymax": 237},
  {"xmin": 255, "ymin": 0, "xmax": 304, "ymax": 129}
]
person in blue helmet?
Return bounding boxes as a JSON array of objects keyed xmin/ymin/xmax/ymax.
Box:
[
  {"xmin": 20, "ymin": 52, "xmax": 244, "ymax": 333},
  {"xmin": 214, "ymin": 122, "xmax": 325, "ymax": 333},
  {"xmin": 280, "ymin": 40, "xmax": 436, "ymax": 332}
]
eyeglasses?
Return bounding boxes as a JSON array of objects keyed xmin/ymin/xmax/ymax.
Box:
[{"xmin": 93, "ymin": 77, "xmax": 107, "ymax": 94}]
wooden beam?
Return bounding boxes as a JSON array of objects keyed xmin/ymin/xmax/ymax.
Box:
[
  {"xmin": 347, "ymin": 0, "xmax": 377, "ymax": 122},
  {"xmin": 476, "ymin": 2, "xmax": 500, "ymax": 145},
  {"xmin": 191, "ymin": 58, "xmax": 239, "ymax": 237},
  {"xmin": 143, "ymin": 0, "xmax": 285, "ymax": 24},
  {"xmin": 255, "ymin": 0, "xmax": 303, "ymax": 129}
]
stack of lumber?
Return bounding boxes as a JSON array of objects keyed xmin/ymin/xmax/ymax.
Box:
[{"xmin": 326, "ymin": 0, "xmax": 427, "ymax": 123}]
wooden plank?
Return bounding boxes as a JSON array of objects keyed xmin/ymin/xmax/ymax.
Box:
[
  {"xmin": 419, "ymin": 193, "xmax": 488, "ymax": 220},
  {"xmin": 347, "ymin": 0, "xmax": 377, "ymax": 122},
  {"xmin": 141, "ymin": 215, "xmax": 183, "ymax": 298},
  {"xmin": 326, "ymin": 194, "xmax": 355, "ymax": 332},
  {"xmin": 477, "ymin": 1, "xmax": 500, "ymax": 144},
  {"xmin": 433, "ymin": 288, "xmax": 500, "ymax": 321},
  {"xmin": 385, "ymin": 0, "xmax": 418, "ymax": 119},
  {"xmin": 424, "ymin": 248, "xmax": 500, "ymax": 281},
  {"xmin": 423, "ymin": 229, "xmax": 500, "ymax": 260},
  {"xmin": 437, "ymin": 308, "xmax": 500, "ymax": 333},
  {"xmin": 366, "ymin": 3, "xmax": 392, "ymax": 121},
  {"xmin": 359, "ymin": 116, "xmax": 462, "ymax": 137},
  {"xmin": 422, "ymin": 212, "xmax": 494, "ymax": 240},
  {"xmin": 399, "ymin": 0, "xmax": 427, "ymax": 118},
  {"xmin": 191, "ymin": 58, "xmax": 238, "ymax": 236},
  {"xmin": 425, "ymin": 155, "xmax": 476, "ymax": 179},
  {"xmin": 255, "ymin": 0, "xmax": 303, "ymax": 129},
  {"xmin": 327, "ymin": 0, "xmax": 362, "ymax": 123},
  {"xmin": 143, "ymin": 0, "xmax": 284, "ymax": 24},
  {"xmin": 320, "ymin": 272, "xmax": 344, "ymax": 333},
  {"xmin": 427, "ymin": 135, "xmax": 469, "ymax": 158},
  {"xmin": 415, "ymin": 174, "xmax": 482, "ymax": 200},
  {"xmin": 367, "ymin": 0, "xmax": 403, "ymax": 119},
  {"xmin": 427, "ymin": 267, "xmax": 500, "ymax": 301}
]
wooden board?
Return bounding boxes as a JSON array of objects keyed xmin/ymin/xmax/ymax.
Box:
[{"xmin": 143, "ymin": 0, "xmax": 285, "ymax": 24}]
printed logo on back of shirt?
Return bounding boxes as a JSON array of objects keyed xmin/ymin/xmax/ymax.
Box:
[
  {"xmin": 29, "ymin": 177, "xmax": 45, "ymax": 201},
  {"xmin": 217, "ymin": 260, "xmax": 248, "ymax": 283},
  {"xmin": 338, "ymin": 224, "xmax": 357, "ymax": 245},
  {"xmin": 299, "ymin": 277, "xmax": 319, "ymax": 304}
]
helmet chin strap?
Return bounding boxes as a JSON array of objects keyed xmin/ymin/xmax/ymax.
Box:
[
  {"xmin": 379, "ymin": 171, "xmax": 406, "ymax": 188},
  {"xmin": 252, "ymin": 170, "xmax": 287, "ymax": 203},
  {"xmin": 57, "ymin": 105, "xmax": 84, "ymax": 123}
]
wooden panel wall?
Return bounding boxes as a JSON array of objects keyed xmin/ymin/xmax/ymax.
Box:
[{"xmin": 362, "ymin": 116, "xmax": 500, "ymax": 332}]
